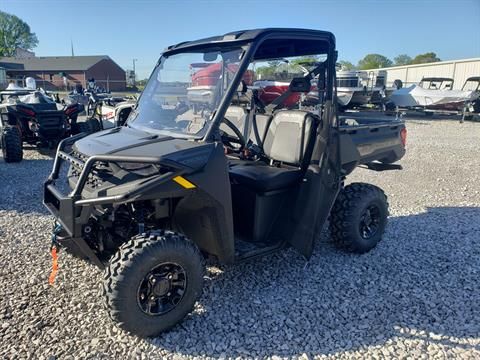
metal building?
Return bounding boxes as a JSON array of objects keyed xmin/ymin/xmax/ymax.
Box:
[{"xmin": 375, "ymin": 58, "xmax": 480, "ymax": 89}]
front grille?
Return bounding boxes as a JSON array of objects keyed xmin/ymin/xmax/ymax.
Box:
[
  {"xmin": 37, "ymin": 112, "xmax": 64, "ymax": 127},
  {"xmin": 71, "ymin": 150, "xmax": 88, "ymax": 162},
  {"xmin": 36, "ymin": 112, "xmax": 66, "ymax": 139},
  {"xmin": 68, "ymin": 150, "xmax": 110, "ymax": 190},
  {"xmin": 69, "ymin": 166, "xmax": 106, "ymax": 190}
]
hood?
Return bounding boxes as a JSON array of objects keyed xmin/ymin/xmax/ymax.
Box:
[{"xmin": 73, "ymin": 126, "xmax": 205, "ymax": 159}]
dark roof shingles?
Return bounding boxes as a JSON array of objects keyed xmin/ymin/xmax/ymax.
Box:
[{"xmin": 0, "ymin": 55, "xmax": 109, "ymax": 71}]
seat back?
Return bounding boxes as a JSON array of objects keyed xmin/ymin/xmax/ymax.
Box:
[
  {"xmin": 223, "ymin": 107, "xmax": 273, "ymax": 148},
  {"xmin": 263, "ymin": 110, "xmax": 314, "ymax": 166},
  {"xmin": 222, "ymin": 105, "xmax": 248, "ymax": 140}
]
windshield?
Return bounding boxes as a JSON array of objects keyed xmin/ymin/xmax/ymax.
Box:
[
  {"xmin": 462, "ymin": 79, "xmax": 480, "ymax": 92},
  {"xmin": 420, "ymin": 79, "xmax": 453, "ymax": 90},
  {"xmin": 128, "ymin": 47, "xmax": 245, "ymax": 138}
]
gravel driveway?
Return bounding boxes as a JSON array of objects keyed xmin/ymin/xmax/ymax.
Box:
[{"xmin": 1, "ymin": 117, "xmax": 479, "ymax": 359}]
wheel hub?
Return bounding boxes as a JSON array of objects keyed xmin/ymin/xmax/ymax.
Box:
[
  {"xmin": 137, "ymin": 263, "xmax": 187, "ymax": 316},
  {"xmin": 359, "ymin": 205, "xmax": 381, "ymax": 239},
  {"xmin": 152, "ymin": 278, "xmax": 171, "ymax": 297}
]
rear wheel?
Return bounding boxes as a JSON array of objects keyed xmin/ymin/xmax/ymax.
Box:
[
  {"xmin": 103, "ymin": 230, "xmax": 204, "ymax": 337},
  {"xmin": 330, "ymin": 183, "xmax": 388, "ymax": 253},
  {"xmin": 1, "ymin": 126, "xmax": 23, "ymax": 163}
]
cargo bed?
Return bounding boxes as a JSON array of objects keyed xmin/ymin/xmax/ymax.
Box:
[{"xmin": 338, "ymin": 115, "xmax": 406, "ymax": 174}]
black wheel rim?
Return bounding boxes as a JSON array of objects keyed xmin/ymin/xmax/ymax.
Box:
[
  {"xmin": 137, "ymin": 262, "xmax": 187, "ymax": 316},
  {"xmin": 359, "ymin": 204, "xmax": 381, "ymax": 239}
]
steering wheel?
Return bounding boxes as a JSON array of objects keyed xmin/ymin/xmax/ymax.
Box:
[{"xmin": 220, "ymin": 118, "xmax": 246, "ymax": 153}]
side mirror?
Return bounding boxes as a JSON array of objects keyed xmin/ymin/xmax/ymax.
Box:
[
  {"xmin": 289, "ymin": 78, "xmax": 311, "ymax": 92},
  {"xmin": 203, "ymin": 52, "xmax": 219, "ymax": 62}
]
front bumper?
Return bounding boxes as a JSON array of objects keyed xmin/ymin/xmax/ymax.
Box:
[{"xmin": 35, "ymin": 112, "xmax": 68, "ymax": 141}]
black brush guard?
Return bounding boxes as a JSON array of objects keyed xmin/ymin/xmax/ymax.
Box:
[{"xmin": 44, "ymin": 134, "xmax": 185, "ymax": 263}]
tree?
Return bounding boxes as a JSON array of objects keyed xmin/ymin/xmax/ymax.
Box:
[
  {"xmin": 411, "ymin": 52, "xmax": 441, "ymax": 64},
  {"xmin": 0, "ymin": 11, "xmax": 38, "ymax": 57},
  {"xmin": 337, "ymin": 60, "xmax": 355, "ymax": 70},
  {"xmin": 267, "ymin": 60, "xmax": 282, "ymax": 67},
  {"xmin": 256, "ymin": 66, "xmax": 277, "ymax": 80},
  {"xmin": 393, "ymin": 54, "xmax": 412, "ymax": 66},
  {"xmin": 357, "ymin": 54, "xmax": 393, "ymax": 70},
  {"xmin": 289, "ymin": 55, "xmax": 320, "ymax": 66},
  {"xmin": 255, "ymin": 56, "xmax": 321, "ymax": 80}
]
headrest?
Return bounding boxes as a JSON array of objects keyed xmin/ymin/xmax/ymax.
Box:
[{"xmin": 231, "ymin": 83, "xmax": 251, "ymax": 105}]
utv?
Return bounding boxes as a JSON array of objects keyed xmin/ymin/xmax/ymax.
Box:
[
  {"xmin": 87, "ymin": 93, "xmax": 136, "ymax": 130},
  {"xmin": 44, "ymin": 28, "xmax": 406, "ymax": 337},
  {"xmin": 0, "ymin": 89, "xmax": 84, "ymax": 162}
]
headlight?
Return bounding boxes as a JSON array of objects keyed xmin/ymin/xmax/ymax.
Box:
[{"xmin": 114, "ymin": 162, "xmax": 161, "ymax": 176}]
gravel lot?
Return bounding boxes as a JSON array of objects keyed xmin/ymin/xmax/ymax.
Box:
[{"xmin": 1, "ymin": 116, "xmax": 479, "ymax": 359}]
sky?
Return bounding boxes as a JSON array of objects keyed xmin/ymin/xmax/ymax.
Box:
[{"xmin": 2, "ymin": 0, "xmax": 479, "ymax": 79}]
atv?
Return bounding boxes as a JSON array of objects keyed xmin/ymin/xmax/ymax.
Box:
[
  {"xmin": 44, "ymin": 28, "xmax": 406, "ymax": 337},
  {"xmin": 0, "ymin": 89, "xmax": 84, "ymax": 162}
]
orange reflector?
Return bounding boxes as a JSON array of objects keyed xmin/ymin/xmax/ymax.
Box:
[
  {"xmin": 48, "ymin": 246, "xmax": 59, "ymax": 286},
  {"xmin": 173, "ymin": 176, "xmax": 196, "ymax": 189}
]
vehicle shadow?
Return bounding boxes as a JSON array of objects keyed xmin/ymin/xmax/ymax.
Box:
[
  {"xmin": 149, "ymin": 206, "xmax": 480, "ymax": 358},
  {"xmin": 0, "ymin": 158, "xmax": 55, "ymax": 215}
]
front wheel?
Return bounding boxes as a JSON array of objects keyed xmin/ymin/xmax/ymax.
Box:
[
  {"xmin": 330, "ymin": 183, "xmax": 388, "ymax": 253},
  {"xmin": 103, "ymin": 231, "xmax": 205, "ymax": 337}
]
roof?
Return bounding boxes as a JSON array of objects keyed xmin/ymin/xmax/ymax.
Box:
[
  {"xmin": 0, "ymin": 55, "xmax": 111, "ymax": 71},
  {"xmin": 372, "ymin": 57, "xmax": 480, "ymax": 71},
  {"xmin": 166, "ymin": 28, "xmax": 335, "ymax": 54},
  {"xmin": 421, "ymin": 77, "xmax": 454, "ymax": 82}
]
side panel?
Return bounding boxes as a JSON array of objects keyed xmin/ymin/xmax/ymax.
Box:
[
  {"xmin": 339, "ymin": 122, "xmax": 406, "ymax": 174},
  {"xmin": 172, "ymin": 144, "xmax": 235, "ymax": 263}
]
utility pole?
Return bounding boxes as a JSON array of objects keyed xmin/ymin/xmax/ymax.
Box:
[{"xmin": 132, "ymin": 58, "xmax": 138, "ymax": 88}]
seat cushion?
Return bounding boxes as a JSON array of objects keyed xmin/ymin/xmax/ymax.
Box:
[{"xmin": 229, "ymin": 163, "xmax": 302, "ymax": 192}]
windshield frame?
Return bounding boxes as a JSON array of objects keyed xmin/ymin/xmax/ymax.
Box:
[{"xmin": 128, "ymin": 31, "xmax": 336, "ymax": 142}]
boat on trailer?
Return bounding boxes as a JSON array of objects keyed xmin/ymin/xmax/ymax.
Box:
[
  {"xmin": 389, "ymin": 77, "xmax": 479, "ymax": 110},
  {"xmin": 336, "ymin": 70, "xmax": 388, "ymax": 108}
]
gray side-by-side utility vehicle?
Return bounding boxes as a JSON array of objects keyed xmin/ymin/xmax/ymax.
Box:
[{"xmin": 44, "ymin": 28, "xmax": 406, "ymax": 337}]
